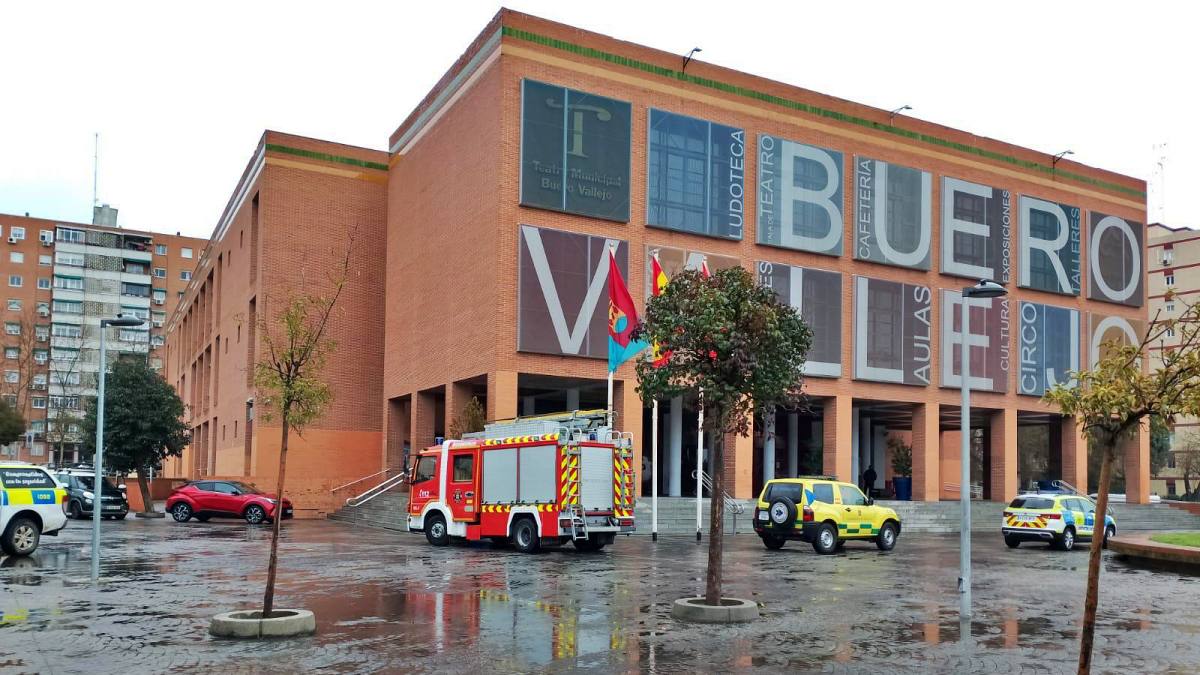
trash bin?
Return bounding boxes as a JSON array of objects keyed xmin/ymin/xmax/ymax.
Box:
[{"xmin": 893, "ymin": 476, "xmax": 912, "ymax": 501}]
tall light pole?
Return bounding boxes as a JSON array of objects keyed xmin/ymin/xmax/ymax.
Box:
[
  {"xmin": 958, "ymin": 280, "xmax": 1006, "ymax": 618},
  {"xmin": 92, "ymin": 313, "xmax": 145, "ymax": 582}
]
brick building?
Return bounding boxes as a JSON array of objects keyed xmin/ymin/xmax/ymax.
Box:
[
  {"xmin": 162, "ymin": 131, "xmax": 387, "ymax": 517},
  {"xmin": 167, "ymin": 9, "xmax": 1153, "ymax": 511},
  {"xmin": 0, "ymin": 211, "xmax": 202, "ymax": 464}
]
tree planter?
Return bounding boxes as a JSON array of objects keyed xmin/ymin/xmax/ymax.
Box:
[
  {"xmin": 210, "ymin": 609, "xmax": 315, "ymax": 638},
  {"xmin": 670, "ymin": 597, "xmax": 759, "ymax": 623}
]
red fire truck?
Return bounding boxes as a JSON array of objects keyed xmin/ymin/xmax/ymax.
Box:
[{"xmin": 407, "ymin": 410, "xmax": 636, "ymax": 553}]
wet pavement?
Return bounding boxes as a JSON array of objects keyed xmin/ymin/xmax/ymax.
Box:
[{"xmin": 0, "ymin": 518, "xmax": 1197, "ymax": 675}]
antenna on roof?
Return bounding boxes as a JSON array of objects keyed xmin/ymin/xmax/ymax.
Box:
[
  {"xmin": 93, "ymin": 132, "xmax": 99, "ymax": 207},
  {"xmin": 1152, "ymin": 142, "xmax": 1168, "ymax": 223}
]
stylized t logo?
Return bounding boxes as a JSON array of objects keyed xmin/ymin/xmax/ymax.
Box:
[{"xmin": 547, "ymin": 99, "xmax": 611, "ymax": 159}]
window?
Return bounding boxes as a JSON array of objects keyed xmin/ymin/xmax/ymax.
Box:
[
  {"xmin": 120, "ymin": 282, "xmax": 150, "ymax": 297},
  {"xmin": 51, "ymin": 371, "xmax": 80, "ymax": 386},
  {"xmin": 809, "ymin": 483, "xmax": 835, "ymax": 505},
  {"xmin": 57, "ymin": 227, "xmax": 84, "ymax": 243},
  {"xmin": 452, "ymin": 455, "xmax": 474, "ymax": 482},
  {"xmin": 213, "ymin": 482, "xmax": 239, "ymax": 495},
  {"xmin": 33, "ymin": 349, "xmax": 47, "ymax": 364},
  {"xmin": 1166, "ymin": 273, "xmax": 1175, "ymax": 286},
  {"xmin": 177, "ymin": 290, "xmax": 184, "ymax": 298},
  {"xmin": 52, "ymin": 324, "xmax": 82, "ymax": 338},
  {"xmin": 54, "ymin": 276, "xmax": 84, "ymax": 290},
  {"xmin": 0, "ymin": 467, "xmax": 55, "ymax": 489},
  {"xmin": 3, "ymin": 348, "xmax": 16, "ymax": 360},
  {"xmin": 838, "ymin": 485, "xmax": 868, "ymax": 506},
  {"xmin": 151, "ymin": 335, "xmax": 164, "ymax": 347},
  {"xmin": 151, "ymin": 311, "xmax": 166, "ymax": 328},
  {"xmin": 1009, "ymin": 497, "xmax": 1054, "ymax": 509},
  {"xmin": 4, "ymin": 371, "xmax": 17, "ymax": 384},
  {"xmin": 155, "ymin": 244, "xmax": 167, "ymax": 255},
  {"xmin": 118, "ymin": 329, "xmax": 145, "ymax": 342},
  {"xmin": 125, "ymin": 263, "xmax": 146, "ymax": 275},
  {"xmin": 1169, "ymin": 452, "xmax": 1178, "ymax": 469},
  {"xmin": 6, "ymin": 299, "xmax": 19, "ymax": 311},
  {"xmin": 413, "ymin": 456, "xmax": 437, "ymax": 483},
  {"xmin": 1167, "ymin": 327, "xmax": 1176, "ymax": 338},
  {"xmin": 8, "ymin": 275, "xmax": 21, "ymax": 288},
  {"xmin": 5, "ymin": 322, "xmax": 19, "ymax": 336},
  {"xmin": 36, "ymin": 278, "xmax": 50, "ymax": 290},
  {"xmin": 1166, "ymin": 301, "xmax": 1176, "ymax": 312},
  {"xmin": 32, "ymin": 374, "xmax": 45, "ymax": 387},
  {"xmin": 152, "ymin": 289, "xmax": 166, "ymax": 306},
  {"xmin": 32, "ymin": 397, "xmax": 46, "ymax": 410},
  {"xmin": 180, "ymin": 270, "xmax": 191, "ymax": 281},
  {"xmin": 39, "ymin": 230, "xmax": 53, "ymax": 244},
  {"xmin": 52, "ymin": 300, "xmax": 81, "ymax": 314},
  {"xmin": 38, "ymin": 254, "xmax": 51, "ymax": 266},
  {"xmin": 765, "ymin": 482, "xmax": 804, "ymax": 504},
  {"xmin": 181, "ymin": 247, "xmax": 193, "ymax": 259},
  {"xmin": 152, "ymin": 267, "xmax": 166, "ymax": 278},
  {"xmin": 55, "ymin": 252, "xmax": 84, "ymax": 267},
  {"xmin": 50, "ymin": 347, "xmax": 77, "ymax": 361},
  {"xmin": 30, "ymin": 444, "xmax": 44, "ymax": 457},
  {"xmin": 121, "ymin": 306, "xmax": 149, "ymax": 319},
  {"xmin": 30, "ymin": 419, "xmax": 44, "ymax": 432},
  {"xmin": 9, "ymin": 227, "xmax": 24, "ymax": 241},
  {"xmin": 646, "ymin": 109, "xmax": 745, "ymax": 239},
  {"xmin": 9, "ymin": 252, "xmax": 23, "ymax": 264},
  {"xmin": 35, "ymin": 302, "xmax": 48, "ymax": 315}
]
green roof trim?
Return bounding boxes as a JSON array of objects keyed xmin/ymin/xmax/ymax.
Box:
[
  {"xmin": 265, "ymin": 143, "xmax": 388, "ymax": 172},
  {"xmin": 502, "ymin": 26, "xmax": 1144, "ymax": 200}
]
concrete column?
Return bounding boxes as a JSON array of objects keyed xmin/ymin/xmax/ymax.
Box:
[
  {"xmin": 486, "ymin": 371, "xmax": 518, "ymax": 421},
  {"xmin": 762, "ymin": 411, "xmax": 776, "ymax": 486},
  {"xmin": 1123, "ymin": 425, "xmax": 1151, "ymax": 504},
  {"xmin": 851, "ymin": 407, "xmax": 861, "ymax": 487},
  {"xmin": 787, "ymin": 412, "xmax": 799, "ymax": 477},
  {"xmin": 911, "ymin": 403, "xmax": 941, "ymax": 502},
  {"xmin": 822, "ymin": 396, "xmax": 853, "ymax": 482},
  {"xmin": 566, "ymin": 388, "xmax": 580, "ymax": 411},
  {"xmin": 872, "ymin": 424, "xmax": 887, "ymax": 490},
  {"xmin": 729, "ymin": 421, "xmax": 754, "ymax": 499},
  {"xmin": 989, "ymin": 408, "xmax": 1018, "ymax": 502},
  {"xmin": 668, "ymin": 397, "xmax": 683, "ymax": 496},
  {"xmin": 1061, "ymin": 416, "xmax": 1089, "ymax": 494}
]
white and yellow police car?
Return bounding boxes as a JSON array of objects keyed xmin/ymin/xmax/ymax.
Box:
[
  {"xmin": 1002, "ymin": 492, "xmax": 1116, "ymax": 551},
  {"xmin": 0, "ymin": 462, "xmax": 67, "ymax": 556}
]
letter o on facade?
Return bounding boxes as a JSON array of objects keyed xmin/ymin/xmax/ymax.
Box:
[{"xmin": 1090, "ymin": 215, "xmax": 1141, "ymax": 303}]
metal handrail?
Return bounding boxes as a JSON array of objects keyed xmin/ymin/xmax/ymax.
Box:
[
  {"xmin": 944, "ymin": 482, "xmax": 984, "ymax": 499},
  {"xmin": 331, "ymin": 467, "xmax": 402, "ymax": 494},
  {"xmin": 345, "ymin": 473, "xmax": 408, "ymax": 507},
  {"xmin": 692, "ymin": 469, "xmax": 746, "ymax": 515}
]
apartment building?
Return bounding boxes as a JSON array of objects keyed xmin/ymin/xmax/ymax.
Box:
[
  {"xmin": 0, "ymin": 211, "xmax": 203, "ymax": 464},
  {"xmin": 161, "ymin": 131, "xmax": 388, "ymax": 517},
  {"xmin": 1148, "ymin": 222, "xmax": 1200, "ymax": 498}
]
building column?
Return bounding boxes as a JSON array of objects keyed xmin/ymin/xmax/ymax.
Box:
[
  {"xmin": 566, "ymin": 388, "xmax": 580, "ymax": 411},
  {"xmin": 616, "ymin": 378, "xmax": 643, "ymax": 497},
  {"xmin": 912, "ymin": 403, "xmax": 940, "ymax": 502},
  {"xmin": 411, "ymin": 389, "xmax": 437, "ymax": 452},
  {"xmin": 729, "ymin": 421, "xmax": 754, "ymax": 499},
  {"xmin": 1123, "ymin": 425, "xmax": 1151, "ymax": 504},
  {"xmin": 762, "ymin": 411, "xmax": 776, "ymax": 487},
  {"xmin": 787, "ymin": 412, "xmax": 799, "ymax": 477},
  {"xmin": 822, "ymin": 396, "xmax": 852, "ymax": 483},
  {"xmin": 668, "ymin": 396, "xmax": 683, "ymax": 496},
  {"xmin": 444, "ymin": 381, "xmax": 472, "ymax": 439},
  {"xmin": 486, "ymin": 371, "xmax": 518, "ymax": 421},
  {"xmin": 989, "ymin": 408, "xmax": 1018, "ymax": 502},
  {"xmin": 1061, "ymin": 415, "xmax": 1088, "ymax": 494}
]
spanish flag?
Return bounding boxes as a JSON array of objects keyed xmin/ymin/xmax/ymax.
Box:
[
  {"xmin": 608, "ymin": 246, "xmax": 648, "ymax": 373},
  {"xmin": 649, "ymin": 254, "xmax": 672, "ymax": 367}
]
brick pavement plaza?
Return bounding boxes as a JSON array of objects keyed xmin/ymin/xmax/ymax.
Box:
[{"xmin": 0, "ymin": 519, "xmax": 1197, "ymax": 674}]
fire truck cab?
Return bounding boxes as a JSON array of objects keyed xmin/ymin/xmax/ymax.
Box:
[{"xmin": 407, "ymin": 410, "xmax": 636, "ymax": 553}]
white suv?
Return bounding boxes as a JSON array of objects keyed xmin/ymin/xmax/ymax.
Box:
[{"xmin": 0, "ymin": 463, "xmax": 68, "ymax": 556}]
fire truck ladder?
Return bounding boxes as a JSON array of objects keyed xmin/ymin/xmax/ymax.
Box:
[{"xmin": 561, "ymin": 442, "xmax": 589, "ymax": 541}]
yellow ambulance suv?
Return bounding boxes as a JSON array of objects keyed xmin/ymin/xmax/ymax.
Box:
[
  {"xmin": 0, "ymin": 463, "xmax": 67, "ymax": 556},
  {"xmin": 753, "ymin": 477, "xmax": 902, "ymax": 554}
]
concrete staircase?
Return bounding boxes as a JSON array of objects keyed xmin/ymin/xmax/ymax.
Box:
[{"xmin": 328, "ymin": 490, "xmax": 410, "ymax": 532}]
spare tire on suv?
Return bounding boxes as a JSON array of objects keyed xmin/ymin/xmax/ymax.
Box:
[{"xmin": 768, "ymin": 496, "xmax": 798, "ymax": 530}]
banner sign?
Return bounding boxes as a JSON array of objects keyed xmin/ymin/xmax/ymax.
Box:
[
  {"xmin": 853, "ymin": 157, "xmax": 932, "ymax": 270},
  {"xmin": 1088, "ymin": 212, "xmax": 1144, "ymax": 307},
  {"xmin": 647, "ymin": 109, "xmax": 745, "ymax": 240},
  {"xmin": 519, "ymin": 80, "xmax": 632, "ymax": 222},
  {"xmin": 1088, "ymin": 313, "xmax": 1144, "ymax": 367},
  {"xmin": 518, "ymin": 225, "xmax": 627, "ymax": 359},
  {"xmin": 1018, "ymin": 196, "xmax": 1081, "ymax": 295},
  {"xmin": 940, "ymin": 290, "xmax": 1010, "ymax": 393},
  {"xmin": 757, "ymin": 261, "xmax": 843, "ymax": 377},
  {"xmin": 1017, "ymin": 301, "xmax": 1079, "ymax": 396},
  {"xmin": 757, "ymin": 135, "xmax": 844, "ymax": 256},
  {"xmin": 941, "ymin": 177, "xmax": 1012, "ymax": 284},
  {"xmin": 853, "ymin": 276, "xmax": 933, "ymax": 386}
]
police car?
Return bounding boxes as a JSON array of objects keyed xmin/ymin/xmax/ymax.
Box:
[
  {"xmin": 1002, "ymin": 491, "xmax": 1116, "ymax": 551},
  {"xmin": 0, "ymin": 463, "xmax": 67, "ymax": 557}
]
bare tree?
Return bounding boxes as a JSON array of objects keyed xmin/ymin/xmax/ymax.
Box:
[
  {"xmin": 46, "ymin": 330, "xmax": 86, "ymax": 466},
  {"xmin": 0, "ymin": 308, "xmax": 46, "ymax": 459}
]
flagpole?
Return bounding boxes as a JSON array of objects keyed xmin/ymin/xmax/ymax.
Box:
[
  {"xmin": 652, "ymin": 398, "xmax": 659, "ymax": 542},
  {"xmin": 606, "ymin": 370, "xmax": 614, "ymax": 430},
  {"xmin": 696, "ymin": 388, "xmax": 704, "ymax": 542}
]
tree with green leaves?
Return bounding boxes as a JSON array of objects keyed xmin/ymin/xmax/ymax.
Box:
[
  {"xmin": 254, "ymin": 233, "xmax": 352, "ymax": 618},
  {"xmin": 1044, "ymin": 295, "xmax": 1200, "ymax": 674},
  {"xmin": 636, "ymin": 266, "xmax": 810, "ymax": 607},
  {"xmin": 0, "ymin": 399, "xmax": 25, "ymax": 447},
  {"xmin": 82, "ymin": 357, "xmax": 189, "ymax": 512}
]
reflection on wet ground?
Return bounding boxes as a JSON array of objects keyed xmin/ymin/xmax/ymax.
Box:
[{"xmin": 0, "ymin": 519, "xmax": 1197, "ymax": 673}]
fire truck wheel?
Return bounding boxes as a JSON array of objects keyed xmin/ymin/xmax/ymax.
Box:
[
  {"xmin": 511, "ymin": 518, "xmax": 541, "ymax": 554},
  {"xmin": 573, "ymin": 537, "xmax": 606, "ymax": 552},
  {"xmin": 425, "ymin": 513, "xmax": 450, "ymax": 547}
]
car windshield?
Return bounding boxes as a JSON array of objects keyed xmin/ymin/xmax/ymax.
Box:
[
  {"xmin": 74, "ymin": 475, "xmax": 120, "ymax": 492},
  {"xmin": 1009, "ymin": 497, "xmax": 1054, "ymax": 509},
  {"xmin": 228, "ymin": 482, "xmax": 263, "ymax": 494}
]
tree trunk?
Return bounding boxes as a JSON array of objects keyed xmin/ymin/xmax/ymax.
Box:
[
  {"xmin": 262, "ymin": 410, "xmax": 290, "ymax": 618},
  {"xmin": 704, "ymin": 428, "xmax": 725, "ymax": 606},
  {"xmin": 135, "ymin": 467, "xmax": 154, "ymax": 514},
  {"xmin": 1077, "ymin": 444, "xmax": 1115, "ymax": 675}
]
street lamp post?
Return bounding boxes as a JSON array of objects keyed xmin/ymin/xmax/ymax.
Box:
[
  {"xmin": 91, "ymin": 313, "xmax": 145, "ymax": 582},
  {"xmin": 959, "ymin": 279, "xmax": 1006, "ymax": 619}
]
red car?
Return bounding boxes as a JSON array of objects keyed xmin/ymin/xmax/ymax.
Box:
[{"xmin": 166, "ymin": 480, "xmax": 293, "ymax": 525}]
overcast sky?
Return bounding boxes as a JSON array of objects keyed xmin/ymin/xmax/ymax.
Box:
[{"xmin": 1, "ymin": 1, "xmax": 1194, "ymax": 238}]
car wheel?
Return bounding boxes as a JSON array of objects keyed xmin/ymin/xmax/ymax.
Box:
[
  {"xmin": 768, "ymin": 497, "xmax": 797, "ymax": 531},
  {"xmin": 1, "ymin": 517, "xmax": 41, "ymax": 557},
  {"xmin": 876, "ymin": 522, "xmax": 898, "ymax": 551},
  {"xmin": 67, "ymin": 500, "xmax": 82, "ymax": 520},
  {"xmin": 573, "ymin": 537, "xmax": 606, "ymax": 553},
  {"xmin": 1057, "ymin": 527, "xmax": 1076, "ymax": 551},
  {"xmin": 425, "ymin": 512, "xmax": 450, "ymax": 547},
  {"xmin": 762, "ymin": 535, "xmax": 785, "ymax": 550},
  {"xmin": 171, "ymin": 503, "xmax": 193, "ymax": 522},
  {"xmin": 812, "ymin": 523, "xmax": 838, "ymax": 555},
  {"xmin": 1004, "ymin": 535, "xmax": 1021, "ymax": 549},
  {"xmin": 1103, "ymin": 526, "xmax": 1115, "ymax": 549},
  {"xmin": 244, "ymin": 504, "xmax": 267, "ymax": 525},
  {"xmin": 511, "ymin": 518, "xmax": 541, "ymax": 554}
]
